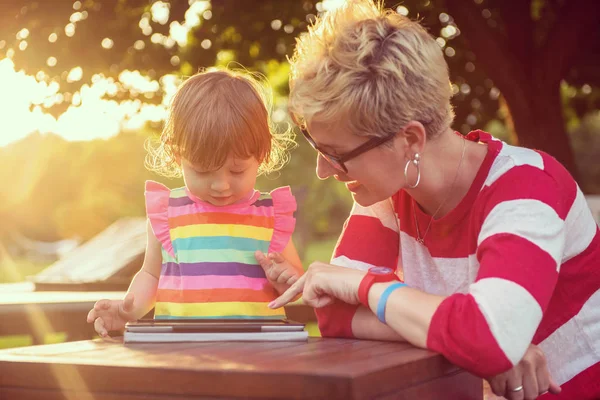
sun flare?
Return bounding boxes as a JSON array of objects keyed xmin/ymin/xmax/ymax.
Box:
[{"xmin": 0, "ymin": 58, "xmax": 175, "ymax": 147}]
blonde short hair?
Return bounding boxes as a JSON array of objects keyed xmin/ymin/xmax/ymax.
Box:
[
  {"xmin": 288, "ymin": 0, "xmax": 454, "ymax": 140},
  {"xmin": 146, "ymin": 68, "xmax": 294, "ymax": 178}
]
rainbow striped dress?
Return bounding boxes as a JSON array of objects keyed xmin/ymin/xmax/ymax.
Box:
[{"xmin": 145, "ymin": 180, "xmax": 296, "ymax": 320}]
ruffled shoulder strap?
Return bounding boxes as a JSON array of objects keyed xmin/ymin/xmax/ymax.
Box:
[
  {"xmin": 144, "ymin": 180, "xmax": 175, "ymax": 258},
  {"xmin": 268, "ymin": 186, "xmax": 297, "ymax": 253}
]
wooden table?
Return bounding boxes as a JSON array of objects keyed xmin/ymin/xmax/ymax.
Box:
[{"xmin": 0, "ymin": 338, "xmax": 482, "ymax": 399}]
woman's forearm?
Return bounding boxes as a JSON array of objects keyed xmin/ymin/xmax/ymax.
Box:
[
  {"xmin": 126, "ymin": 268, "xmax": 159, "ymax": 320},
  {"xmin": 351, "ymin": 306, "xmax": 407, "ymax": 342},
  {"xmin": 366, "ymin": 282, "xmax": 445, "ymax": 348}
]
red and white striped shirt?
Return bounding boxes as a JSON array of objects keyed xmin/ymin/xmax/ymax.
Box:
[{"xmin": 317, "ymin": 131, "xmax": 600, "ymax": 399}]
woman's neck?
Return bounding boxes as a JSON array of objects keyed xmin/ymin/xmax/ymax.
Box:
[{"xmin": 407, "ymin": 128, "xmax": 486, "ymax": 218}]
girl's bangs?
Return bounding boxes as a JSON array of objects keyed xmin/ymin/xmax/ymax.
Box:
[{"xmin": 177, "ymin": 105, "xmax": 270, "ymax": 171}]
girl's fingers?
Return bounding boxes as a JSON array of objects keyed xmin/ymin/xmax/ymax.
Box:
[
  {"xmin": 276, "ymin": 269, "xmax": 295, "ymax": 284},
  {"xmin": 255, "ymin": 251, "xmax": 279, "ymax": 280},
  {"xmin": 94, "ymin": 317, "xmax": 109, "ymax": 338},
  {"xmin": 268, "ymin": 252, "xmax": 285, "ymax": 264},
  {"xmin": 86, "ymin": 308, "xmax": 97, "ymax": 323},
  {"xmin": 285, "ymin": 274, "xmax": 299, "ymax": 285},
  {"xmin": 119, "ymin": 294, "xmax": 136, "ymax": 321},
  {"xmin": 267, "ymin": 266, "xmax": 283, "ymax": 281},
  {"xmin": 255, "ymin": 251, "xmax": 272, "ymax": 270},
  {"xmin": 94, "ymin": 299, "xmax": 112, "ymax": 311}
]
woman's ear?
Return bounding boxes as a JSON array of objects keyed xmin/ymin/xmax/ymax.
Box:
[{"xmin": 400, "ymin": 121, "xmax": 427, "ymax": 158}]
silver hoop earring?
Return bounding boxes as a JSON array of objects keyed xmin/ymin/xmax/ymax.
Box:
[{"xmin": 404, "ymin": 153, "xmax": 421, "ymax": 188}]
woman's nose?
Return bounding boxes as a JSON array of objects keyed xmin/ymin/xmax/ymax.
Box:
[{"xmin": 316, "ymin": 154, "xmax": 337, "ymax": 180}]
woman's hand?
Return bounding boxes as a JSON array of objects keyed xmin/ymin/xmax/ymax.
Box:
[
  {"xmin": 255, "ymin": 250, "xmax": 302, "ymax": 295},
  {"xmin": 487, "ymin": 344, "xmax": 561, "ymax": 400},
  {"xmin": 86, "ymin": 293, "xmax": 137, "ymax": 339},
  {"xmin": 268, "ymin": 262, "xmax": 365, "ymax": 309}
]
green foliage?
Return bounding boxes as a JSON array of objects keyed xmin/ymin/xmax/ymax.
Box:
[{"xmin": 0, "ymin": 0, "xmax": 598, "ymax": 255}]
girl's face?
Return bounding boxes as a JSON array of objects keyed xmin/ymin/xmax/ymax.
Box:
[
  {"xmin": 307, "ymin": 120, "xmax": 408, "ymax": 207},
  {"xmin": 181, "ymin": 155, "xmax": 260, "ymax": 206}
]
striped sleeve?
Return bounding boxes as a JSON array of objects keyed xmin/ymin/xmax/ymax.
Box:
[
  {"xmin": 427, "ymin": 161, "xmax": 569, "ymax": 377},
  {"xmin": 315, "ymin": 197, "xmax": 400, "ymax": 338}
]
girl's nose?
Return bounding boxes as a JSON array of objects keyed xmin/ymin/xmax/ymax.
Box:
[{"xmin": 210, "ymin": 178, "xmax": 230, "ymax": 192}]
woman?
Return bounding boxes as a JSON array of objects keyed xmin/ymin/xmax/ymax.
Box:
[{"xmin": 263, "ymin": 1, "xmax": 600, "ymax": 399}]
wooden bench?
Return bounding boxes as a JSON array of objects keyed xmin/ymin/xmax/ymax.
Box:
[{"xmin": 0, "ymin": 282, "xmax": 124, "ymax": 343}]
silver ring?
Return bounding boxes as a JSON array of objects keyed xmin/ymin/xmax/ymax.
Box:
[{"xmin": 510, "ymin": 385, "xmax": 524, "ymax": 392}]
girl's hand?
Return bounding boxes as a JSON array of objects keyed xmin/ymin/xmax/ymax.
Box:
[
  {"xmin": 255, "ymin": 250, "xmax": 301, "ymax": 295},
  {"xmin": 487, "ymin": 344, "xmax": 561, "ymax": 400},
  {"xmin": 86, "ymin": 293, "xmax": 137, "ymax": 339},
  {"xmin": 268, "ymin": 262, "xmax": 365, "ymax": 309}
]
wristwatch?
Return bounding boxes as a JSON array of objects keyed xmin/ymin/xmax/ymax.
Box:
[{"xmin": 358, "ymin": 266, "xmax": 399, "ymax": 308}]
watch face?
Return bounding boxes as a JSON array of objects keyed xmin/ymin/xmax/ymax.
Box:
[{"xmin": 369, "ymin": 266, "xmax": 394, "ymax": 275}]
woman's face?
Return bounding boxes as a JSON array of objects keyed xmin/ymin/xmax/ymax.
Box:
[{"xmin": 307, "ymin": 120, "xmax": 408, "ymax": 207}]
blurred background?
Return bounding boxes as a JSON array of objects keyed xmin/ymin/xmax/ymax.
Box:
[{"xmin": 0, "ymin": 0, "xmax": 599, "ymax": 284}]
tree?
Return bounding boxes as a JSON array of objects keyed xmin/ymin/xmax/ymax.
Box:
[
  {"xmin": 1, "ymin": 0, "xmax": 599, "ymax": 247},
  {"xmin": 0, "ymin": 0, "xmax": 318, "ymax": 116},
  {"xmin": 442, "ymin": 0, "xmax": 600, "ymax": 179},
  {"xmin": 5, "ymin": 0, "xmax": 598, "ymax": 178}
]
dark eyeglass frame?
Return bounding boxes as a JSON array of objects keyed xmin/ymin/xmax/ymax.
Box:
[{"xmin": 300, "ymin": 127, "xmax": 396, "ymax": 173}]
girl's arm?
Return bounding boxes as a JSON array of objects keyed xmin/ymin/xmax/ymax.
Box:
[
  {"xmin": 124, "ymin": 219, "xmax": 162, "ymax": 319},
  {"xmin": 87, "ymin": 219, "xmax": 162, "ymax": 336}
]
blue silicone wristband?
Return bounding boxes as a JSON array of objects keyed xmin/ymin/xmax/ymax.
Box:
[{"xmin": 376, "ymin": 282, "xmax": 407, "ymax": 324}]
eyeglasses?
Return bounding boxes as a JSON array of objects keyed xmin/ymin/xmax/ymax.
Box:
[{"xmin": 300, "ymin": 126, "xmax": 396, "ymax": 173}]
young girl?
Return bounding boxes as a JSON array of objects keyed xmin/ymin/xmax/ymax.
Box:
[{"xmin": 87, "ymin": 68, "xmax": 304, "ymax": 337}]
